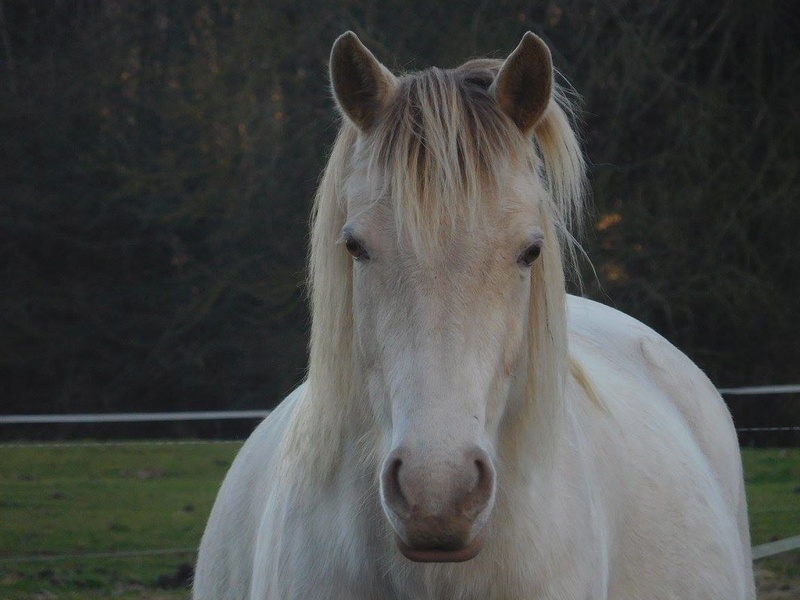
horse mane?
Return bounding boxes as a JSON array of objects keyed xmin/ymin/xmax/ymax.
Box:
[{"xmin": 286, "ymin": 59, "xmax": 587, "ymax": 485}]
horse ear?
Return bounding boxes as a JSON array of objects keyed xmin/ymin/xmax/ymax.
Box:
[
  {"xmin": 491, "ymin": 32, "xmax": 553, "ymax": 135},
  {"xmin": 330, "ymin": 31, "xmax": 397, "ymax": 131}
]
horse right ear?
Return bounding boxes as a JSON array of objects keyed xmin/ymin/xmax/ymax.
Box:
[{"xmin": 330, "ymin": 31, "xmax": 397, "ymax": 131}]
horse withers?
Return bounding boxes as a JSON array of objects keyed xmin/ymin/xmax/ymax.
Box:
[{"xmin": 194, "ymin": 32, "xmax": 755, "ymax": 599}]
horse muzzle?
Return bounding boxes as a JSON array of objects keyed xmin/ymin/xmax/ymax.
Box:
[{"xmin": 380, "ymin": 446, "xmax": 495, "ymax": 563}]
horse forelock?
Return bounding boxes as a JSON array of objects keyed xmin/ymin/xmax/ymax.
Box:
[{"xmin": 360, "ymin": 61, "xmax": 531, "ymax": 254}]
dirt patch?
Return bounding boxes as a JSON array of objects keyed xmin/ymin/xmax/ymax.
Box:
[{"xmin": 756, "ymin": 556, "xmax": 800, "ymax": 599}]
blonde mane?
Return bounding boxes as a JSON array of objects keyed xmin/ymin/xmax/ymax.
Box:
[{"xmin": 287, "ymin": 59, "xmax": 587, "ymax": 484}]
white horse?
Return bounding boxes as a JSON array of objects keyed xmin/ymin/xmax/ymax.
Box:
[{"xmin": 194, "ymin": 32, "xmax": 755, "ymax": 599}]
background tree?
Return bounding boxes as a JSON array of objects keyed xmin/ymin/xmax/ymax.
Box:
[{"xmin": 0, "ymin": 0, "xmax": 797, "ymax": 439}]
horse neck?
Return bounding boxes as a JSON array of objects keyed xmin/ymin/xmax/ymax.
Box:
[{"xmin": 280, "ymin": 367, "xmax": 376, "ymax": 494}]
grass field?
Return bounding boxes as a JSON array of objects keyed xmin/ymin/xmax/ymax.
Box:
[{"xmin": 0, "ymin": 443, "xmax": 798, "ymax": 599}]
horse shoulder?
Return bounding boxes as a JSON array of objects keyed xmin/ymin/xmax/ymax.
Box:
[
  {"xmin": 566, "ymin": 295, "xmax": 754, "ymax": 598},
  {"xmin": 567, "ymin": 295, "xmax": 740, "ymax": 499},
  {"xmin": 193, "ymin": 383, "xmax": 306, "ymax": 600}
]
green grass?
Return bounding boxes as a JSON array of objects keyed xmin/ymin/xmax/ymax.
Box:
[
  {"xmin": 741, "ymin": 448, "xmax": 800, "ymax": 596},
  {"xmin": 0, "ymin": 444, "xmax": 797, "ymax": 599},
  {"xmin": 742, "ymin": 448, "xmax": 800, "ymax": 546},
  {"xmin": 0, "ymin": 442, "xmax": 239, "ymax": 599}
]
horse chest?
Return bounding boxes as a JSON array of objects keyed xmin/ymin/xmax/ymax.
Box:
[{"xmin": 267, "ymin": 497, "xmax": 606, "ymax": 600}]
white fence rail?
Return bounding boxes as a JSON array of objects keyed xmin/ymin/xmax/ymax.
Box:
[
  {"xmin": 0, "ymin": 410, "xmax": 272, "ymax": 424},
  {"xmin": 718, "ymin": 384, "xmax": 800, "ymax": 395},
  {"xmin": 0, "ymin": 388, "xmax": 797, "ymax": 439},
  {"xmin": 752, "ymin": 535, "xmax": 800, "ymax": 560},
  {"xmin": 1, "ymin": 384, "xmax": 797, "ymax": 427}
]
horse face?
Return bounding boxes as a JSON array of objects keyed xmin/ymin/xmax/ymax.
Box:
[
  {"xmin": 343, "ymin": 169, "xmax": 542, "ymax": 562},
  {"xmin": 330, "ymin": 31, "xmax": 554, "ymax": 562}
]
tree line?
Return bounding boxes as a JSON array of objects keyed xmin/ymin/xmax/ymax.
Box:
[{"xmin": 0, "ymin": 1, "xmax": 797, "ymax": 439}]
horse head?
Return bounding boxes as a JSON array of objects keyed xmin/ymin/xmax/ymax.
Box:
[{"xmin": 315, "ymin": 31, "xmax": 581, "ymax": 562}]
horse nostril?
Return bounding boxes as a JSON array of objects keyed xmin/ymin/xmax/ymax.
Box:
[
  {"xmin": 382, "ymin": 456, "xmax": 410, "ymax": 518},
  {"xmin": 462, "ymin": 451, "xmax": 494, "ymax": 518},
  {"xmin": 390, "ymin": 457, "xmax": 403, "ymax": 490},
  {"xmin": 474, "ymin": 459, "xmax": 484, "ymax": 490},
  {"xmin": 475, "ymin": 457, "xmax": 491, "ymax": 486}
]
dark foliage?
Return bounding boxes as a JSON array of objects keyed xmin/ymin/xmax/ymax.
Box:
[{"xmin": 0, "ymin": 1, "xmax": 797, "ymax": 436}]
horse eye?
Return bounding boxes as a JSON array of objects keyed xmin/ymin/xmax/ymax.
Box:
[
  {"xmin": 517, "ymin": 243, "xmax": 542, "ymax": 267},
  {"xmin": 345, "ymin": 236, "xmax": 370, "ymax": 261}
]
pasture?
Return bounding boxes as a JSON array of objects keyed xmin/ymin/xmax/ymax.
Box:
[{"xmin": 0, "ymin": 442, "xmax": 797, "ymax": 599}]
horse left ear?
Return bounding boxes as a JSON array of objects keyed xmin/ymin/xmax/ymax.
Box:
[{"xmin": 491, "ymin": 32, "xmax": 553, "ymax": 135}]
